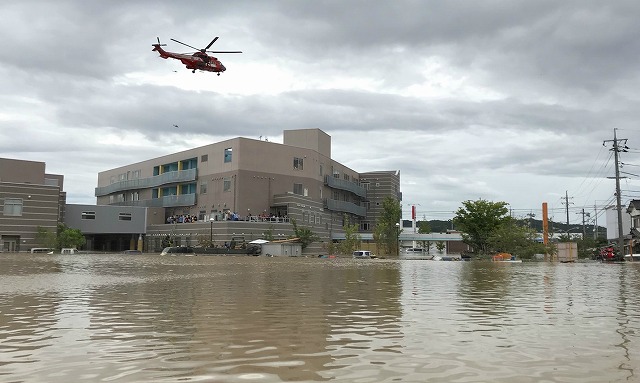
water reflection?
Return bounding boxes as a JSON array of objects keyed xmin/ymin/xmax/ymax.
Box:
[{"xmin": 0, "ymin": 254, "xmax": 639, "ymax": 382}]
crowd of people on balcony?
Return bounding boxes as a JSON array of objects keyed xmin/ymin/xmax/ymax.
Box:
[
  {"xmin": 248, "ymin": 211, "xmax": 289, "ymax": 222},
  {"xmin": 165, "ymin": 211, "xmax": 289, "ymax": 224},
  {"xmin": 167, "ymin": 214, "xmax": 198, "ymax": 224}
]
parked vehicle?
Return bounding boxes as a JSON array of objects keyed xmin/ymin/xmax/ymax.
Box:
[
  {"xmin": 122, "ymin": 250, "xmax": 142, "ymax": 255},
  {"xmin": 352, "ymin": 250, "xmax": 376, "ymax": 259},
  {"xmin": 30, "ymin": 248, "xmax": 54, "ymax": 254},
  {"xmin": 402, "ymin": 247, "xmax": 424, "ymax": 253},
  {"xmin": 161, "ymin": 246, "xmax": 196, "ymax": 256}
]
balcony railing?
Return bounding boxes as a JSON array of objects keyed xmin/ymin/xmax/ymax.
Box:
[
  {"xmin": 324, "ymin": 175, "xmax": 367, "ymax": 198},
  {"xmin": 95, "ymin": 169, "xmax": 197, "ymax": 196},
  {"xmin": 112, "ymin": 193, "xmax": 196, "ymax": 208},
  {"xmin": 325, "ymin": 198, "xmax": 366, "ymax": 217}
]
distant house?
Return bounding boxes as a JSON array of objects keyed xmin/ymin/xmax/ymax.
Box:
[{"xmin": 626, "ymin": 200, "xmax": 640, "ymax": 240}]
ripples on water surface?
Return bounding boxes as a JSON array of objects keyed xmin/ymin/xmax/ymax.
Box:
[{"xmin": 0, "ymin": 254, "xmax": 639, "ymax": 382}]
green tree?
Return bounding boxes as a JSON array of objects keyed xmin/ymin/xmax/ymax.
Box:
[
  {"xmin": 290, "ymin": 218, "xmax": 319, "ymax": 250},
  {"xmin": 263, "ymin": 225, "xmax": 275, "ymax": 241},
  {"xmin": 436, "ymin": 241, "xmax": 446, "ymax": 254},
  {"xmin": 417, "ymin": 221, "xmax": 431, "ymax": 234},
  {"xmin": 417, "ymin": 222, "xmax": 432, "ymax": 253},
  {"xmin": 339, "ymin": 215, "xmax": 361, "ymax": 255},
  {"xmin": 35, "ymin": 226, "xmax": 57, "ymax": 249},
  {"xmin": 486, "ymin": 220, "xmax": 550, "ymax": 259},
  {"xmin": 57, "ymin": 224, "xmax": 86, "ymax": 249},
  {"xmin": 453, "ymin": 199, "xmax": 511, "ymax": 254},
  {"xmin": 423, "ymin": 240, "xmax": 432, "ymax": 254},
  {"xmin": 373, "ymin": 197, "xmax": 402, "ymax": 256}
]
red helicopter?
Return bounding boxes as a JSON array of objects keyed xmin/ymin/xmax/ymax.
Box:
[{"xmin": 152, "ymin": 37, "xmax": 242, "ymax": 75}]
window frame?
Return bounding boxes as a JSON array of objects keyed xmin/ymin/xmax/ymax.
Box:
[{"xmin": 3, "ymin": 198, "xmax": 23, "ymax": 216}]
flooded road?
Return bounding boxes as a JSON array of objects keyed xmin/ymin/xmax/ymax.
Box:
[{"xmin": 0, "ymin": 254, "xmax": 639, "ymax": 382}]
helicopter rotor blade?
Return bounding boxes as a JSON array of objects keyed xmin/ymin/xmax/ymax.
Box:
[
  {"xmin": 207, "ymin": 51, "xmax": 243, "ymax": 54},
  {"xmin": 153, "ymin": 37, "xmax": 166, "ymax": 46},
  {"xmin": 204, "ymin": 37, "xmax": 219, "ymax": 50},
  {"xmin": 170, "ymin": 38, "xmax": 200, "ymax": 51}
]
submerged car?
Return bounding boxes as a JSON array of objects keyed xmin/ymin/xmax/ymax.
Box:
[
  {"xmin": 352, "ymin": 250, "xmax": 376, "ymax": 259},
  {"xmin": 121, "ymin": 249, "xmax": 142, "ymax": 255},
  {"xmin": 160, "ymin": 246, "xmax": 196, "ymax": 256}
]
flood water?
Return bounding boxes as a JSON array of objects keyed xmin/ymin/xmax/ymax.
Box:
[{"xmin": 0, "ymin": 254, "xmax": 639, "ymax": 383}]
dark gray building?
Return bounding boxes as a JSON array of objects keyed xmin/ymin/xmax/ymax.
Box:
[
  {"xmin": 64, "ymin": 204, "xmax": 151, "ymax": 252},
  {"xmin": 0, "ymin": 158, "xmax": 65, "ymax": 252}
]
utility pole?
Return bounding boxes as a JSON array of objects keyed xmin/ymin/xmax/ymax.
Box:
[
  {"xmin": 576, "ymin": 209, "xmax": 590, "ymax": 239},
  {"xmin": 594, "ymin": 203, "xmax": 598, "ymax": 240},
  {"xmin": 561, "ymin": 191, "xmax": 573, "ymax": 226},
  {"xmin": 604, "ymin": 128, "xmax": 628, "ymax": 258}
]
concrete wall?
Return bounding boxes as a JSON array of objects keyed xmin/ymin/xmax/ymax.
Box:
[{"xmin": 65, "ymin": 204, "xmax": 147, "ymax": 234}]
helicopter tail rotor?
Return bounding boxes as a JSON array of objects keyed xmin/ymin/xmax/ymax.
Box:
[{"xmin": 153, "ymin": 37, "xmax": 167, "ymax": 47}]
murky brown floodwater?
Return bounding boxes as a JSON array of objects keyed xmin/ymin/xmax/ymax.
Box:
[{"xmin": 0, "ymin": 254, "xmax": 639, "ymax": 383}]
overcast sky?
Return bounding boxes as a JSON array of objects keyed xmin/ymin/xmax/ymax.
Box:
[{"xmin": 2, "ymin": 0, "xmax": 640, "ymax": 224}]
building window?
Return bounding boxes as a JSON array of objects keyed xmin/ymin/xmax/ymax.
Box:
[
  {"xmin": 319, "ymin": 164, "xmax": 323, "ymax": 176},
  {"xmin": 118, "ymin": 213, "xmax": 132, "ymax": 221},
  {"xmin": 82, "ymin": 211, "xmax": 96, "ymax": 220},
  {"xmin": 200, "ymin": 181, "xmax": 208, "ymax": 194},
  {"xmin": 344, "ymin": 174, "xmax": 350, "ymax": 181},
  {"xmin": 294, "ymin": 157, "xmax": 304, "ymax": 170},
  {"xmin": 224, "ymin": 178, "xmax": 231, "ymax": 192},
  {"xmin": 361, "ymin": 182, "xmax": 370, "ymax": 190},
  {"xmin": 130, "ymin": 191, "xmax": 139, "ymax": 201},
  {"xmin": 293, "ymin": 183, "xmax": 303, "ymax": 195},
  {"xmin": 3, "ymin": 198, "xmax": 23, "ymax": 216},
  {"xmin": 360, "ymin": 222, "xmax": 371, "ymax": 231},
  {"xmin": 201, "ymin": 154, "xmax": 208, "ymax": 162},
  {"xmin": 224, "ymin": 148, "xmax": 233, "ymax": 163}
]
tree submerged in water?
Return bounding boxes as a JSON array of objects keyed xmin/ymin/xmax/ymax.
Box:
[
  {"xmin": 37, "ymin": 224, "xmax": 86, "ymax": 250},
  {"xmin": 290, "ymin": 218, "xmax": 319, "ymax": 250},
  {"xmin": 453, "ymin": 199, "xmax": 552, "ymax": 258},
  {"xmin": 373, "ymin": 197, "xmax": 402, "ymax": 256}
]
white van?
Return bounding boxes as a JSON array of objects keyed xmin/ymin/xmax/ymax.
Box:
[
  {"xmin": 353, "ymin": 250, "xmax": 375, "ymax": 259},
  {"xmin": 61, "ymin": 248, "xmax": 78, "ymax": 255},
  {"xmin": 30, "ymin": 248, "xmax": 54, "ymax": 254}
]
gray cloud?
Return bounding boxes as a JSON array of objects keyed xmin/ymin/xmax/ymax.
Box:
[{"xmin": 2, "ymin": 0, "xmax": 639, "ymax": 221}]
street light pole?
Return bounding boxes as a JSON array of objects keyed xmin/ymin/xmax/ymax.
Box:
[
  {"xmin": 209, "ymin": 217, "xmax": 214, "ymax": 246},
  {"xmin": 395, "ymin": 222, "xmax": 400, "ymax": 257}
]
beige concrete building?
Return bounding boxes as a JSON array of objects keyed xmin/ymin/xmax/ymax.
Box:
[
  {"xmin": 0, "ymin": 158, "xmax": 65, "ymax": 252},
  {"xmin": 95, "ymin": 129, "xmax": 401, "ymax": 254}
]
